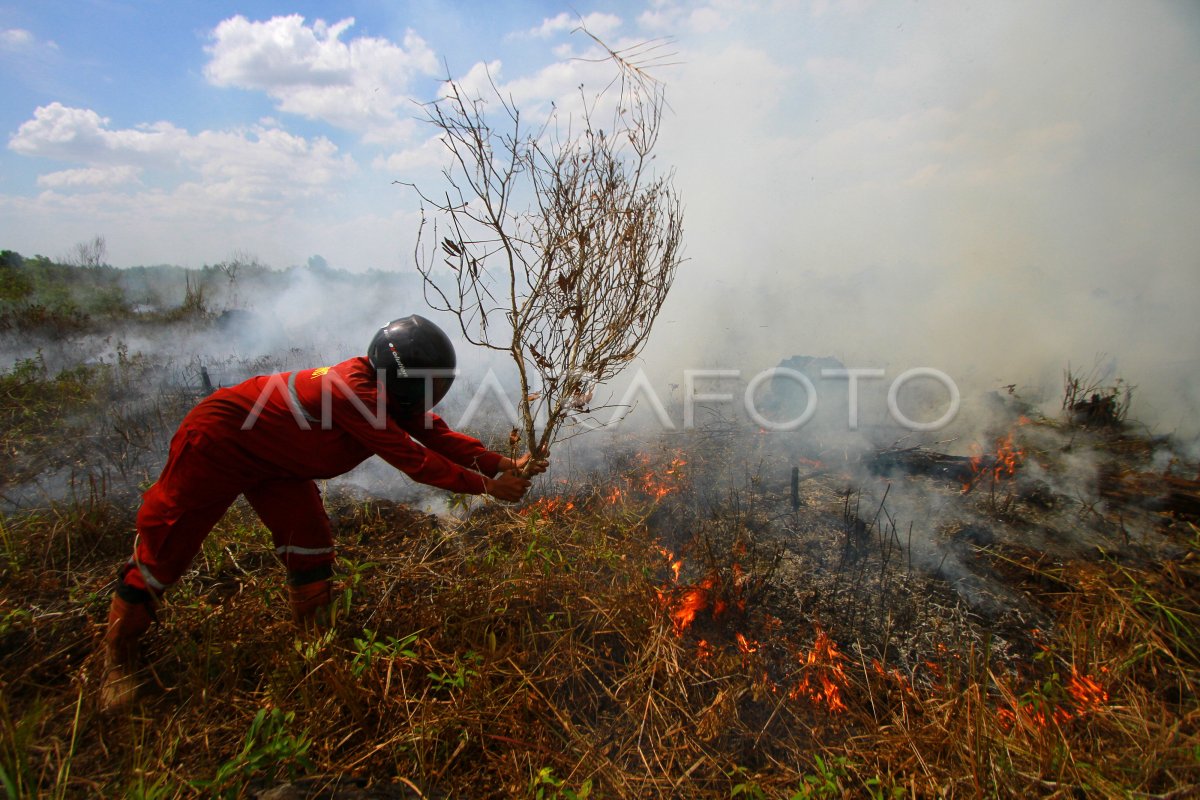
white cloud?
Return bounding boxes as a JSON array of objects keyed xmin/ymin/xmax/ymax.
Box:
[
  {"xmin": 518, "ymin": 12, "xmax": 622, "ymax": 39},
  {"xmin": 0, "ymin": 27, "xmax": 56, "ymax": 52},
  {"xmin": 448, "ymin": 59, "xmax": 504, "ymax": 100},
  {"xmin": 804, "ymin": 55, "xmax": 865, "ymax": 85},
  {"xmin": 636, "ymin": 9, "xmax": 674, "ymax": 31},
  {"xmin": 687, "ymin": 7, "xmax": 730, "ymax": 33},
  {"xmin": 10, "ymin": 104, "xmax": 185, "ymax": 167},
  {"xmin": 189, "ymin": 127, "xmax": 352, "ymax": 195},
  {"xmin": 1, "ymin": 28, "xmax": 33, "ymax": 48},
  {"xmin": 637, "ymin": 1, "xmax": 748, "ymax": 33},
  {"xmin": 204, "ymin": 15, "xmax": 440, "ymax": 138},
  {"xmin": 37, "ymin": 165, "xmax": 143, "ymax": 188},
  {"xmin": 9, "ymin": 102, "xmax": 355, "ymax": 204},
  {"xmin": 450, "ymin": 39, "xmax": 648, "ymax": 128},
  {"xmin": 810, "ymin": 0, "xmax": 875, "ymax": 18},
  {"xmin": 373, "ymin": 136, "xmax": 446, "ymax": 175}
]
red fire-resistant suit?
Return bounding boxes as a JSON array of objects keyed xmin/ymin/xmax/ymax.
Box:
[{"xmin": 122, "ymin": 356, "xmax": 505, "ymax": 594}]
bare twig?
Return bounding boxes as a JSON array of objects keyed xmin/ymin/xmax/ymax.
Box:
[{"xmin": 406, "ymin": 32, "xmax": 684, "ymax": 467}]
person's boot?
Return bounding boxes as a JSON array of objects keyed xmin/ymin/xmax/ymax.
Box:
[
  {"xmin": 288, "ymin": 577, "xmax": 333, "ymax": 630},
  {"xmin": 100, "ymin": 592, "xmax": 153, "ymax": 710}
]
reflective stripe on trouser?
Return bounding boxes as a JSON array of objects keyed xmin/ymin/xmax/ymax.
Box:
[
  {"xmin": 122, "ymin": 428, "xmax": 336, "ymax": 593},
  {"xmin": 123, "ymin": 479, "xmax": 240, "ymax": 593},
  {"xmin": 243, "ymin": 479, "xmax": 335, "ymax": 572}
]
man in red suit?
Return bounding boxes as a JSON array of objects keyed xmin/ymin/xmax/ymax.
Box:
[{"xmin": 101, "ymin": 315, "xmax": 546, "ymax": 709}]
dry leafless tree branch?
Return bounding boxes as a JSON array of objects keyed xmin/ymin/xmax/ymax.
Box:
[{"xmin": 404, "ymin": 33, "xmax": 684, "ymax": 467}]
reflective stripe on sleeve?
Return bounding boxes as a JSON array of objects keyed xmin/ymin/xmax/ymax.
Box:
[
  {"xmin": 286, "ymin": 371, "xmax": 319, "ymax": 424},
  {"xmin": 132, "ymin": 558, "xmax": 167, "ymax": 593}
]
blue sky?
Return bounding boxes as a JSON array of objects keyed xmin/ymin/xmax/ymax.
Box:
[
  {"xmin": 1, "ymin": 0, "xmax": 639, "ymax": 269},
  {"xmin": 2, "ymin": 1, "xmax": 1199, "ymax": 426}
]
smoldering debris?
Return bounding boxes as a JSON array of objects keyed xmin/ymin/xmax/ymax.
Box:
[{"xmin": 575, "ymin": 387, "xmax": 1199, "ymax": 669}]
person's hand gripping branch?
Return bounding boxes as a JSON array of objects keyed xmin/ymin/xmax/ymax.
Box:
[{"xmin": 486, "ymin": 450, "xmax": 550, "ymax": 501}]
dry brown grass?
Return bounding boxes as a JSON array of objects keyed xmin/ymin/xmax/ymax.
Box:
[{"xmin": 0, "ymin": 445, "xmax": 1197, "ymax": 798}]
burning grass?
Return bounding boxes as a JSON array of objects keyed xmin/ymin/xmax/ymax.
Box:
[
  {"xmin": 0, "ymin": 438, "xmax": 1197, "ymax": 798},
  {"xmin": 1, "ymin": 349, "xmax": 1199, "ymax": 796}
]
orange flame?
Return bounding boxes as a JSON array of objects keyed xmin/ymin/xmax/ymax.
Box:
[
  {"xmin": 641, "ymin": 471, "xmax": 674, "ymax": 499},
  {"xmin": 520, "ymin": 497, "xmax": 576, "ymax": 516},
  {"xmin": 871, "ymin": 659, "xmax": 913, "ymax": 693},
  {"xmin": 789, "ymin": 627, "xmax": 849, "ymax": 713},
  {"xmin": 1001, "ymin": 701, "xmax": 1074, "ymax": 729},
  {"xmin": 1067, "ymin": 671, "xmax": 1109, "ymax": 710},
  {"xmin": 670, "ymin": 575, "xmax": 718, "ymax": 635},
  {"xmin": 995, "ymin": 661, "xmax": 1108, "ymax": 732},
  {"xmin": 994, "ymin": 432, "xmax": 1023, "ymax": 479},
  {"xmin": 627, "ymin": 450, "xmax": 688, "ymax": 500},
  {"xmin": 963, "ymin": 427, "xmax": 1026, "ymax": 492},
  {"xmin": 657, "ymin": 547, "xmax": 683, "ymax": 582}
]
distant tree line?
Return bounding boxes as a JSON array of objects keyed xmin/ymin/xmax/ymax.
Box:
[
  {"xmin": 1, "ymin": 248, "xmax": 133, "ymax": 330},
  {"xmin": 0, "ymin": 248, "xmax": 423, "ymax": 335}
]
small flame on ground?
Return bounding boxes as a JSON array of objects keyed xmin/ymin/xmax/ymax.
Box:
[
  {"xmin": 640, "ymin": 456, "xmax": 685, "ymax": 499},
  {"xmin": 997, "ymin": 668, "xmax": 1109, "ymax": 731},
  {"xmin": 657, "ymin": 547, "xmax": 683, "ymax": 582},
  {"xmin": 788, "ymin": 627, "xmax": 849, "ymax": 713},
  {"xmin": 525, "ymin": 445, "xmax": 1120, "ymax": 729},
  {"xmin": 1067, "ymin": 671, "xmax": 1109, "ymax": 710},
  {"xmin": 871, "ymin": 659, "xmax": 913, "ymax": 693},
  {"xmin": 663, "ymin": 561, "xmax": 752, "ymax": 636},
  {"xmin": 603, "ymin": 450, "xmax": 689, "ymax": 503},
  {"xmin": 998, "ymin": 703, "xmax": 1074, "ymax": 729},
  {"xmin": 963, "ymin": 424, "xmax": 1027, "ymax": 492},
  {"xmin": 669, "ymin": 575, "xmax": 718, "ymax": 635},
  {"xmin": 520, "ymin": 497, "xmax": 576, "ymax": 516}
]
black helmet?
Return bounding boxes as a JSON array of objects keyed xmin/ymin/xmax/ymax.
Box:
[{"xmin": 367, "ymin": 315, "xmax": 457, "ymax": 410}]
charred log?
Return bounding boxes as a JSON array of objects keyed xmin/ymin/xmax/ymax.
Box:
[
  {"xmin": 869, "ymin": 447, "xmax": 989, "ymax": 485},
  {"xmin": 1100, "ymin": 466, "xmax": 1200, "ymax": 519}
]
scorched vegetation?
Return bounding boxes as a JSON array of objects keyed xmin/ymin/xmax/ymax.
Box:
[{"xmin": 0, "ymin": 258, "xmax": 1198, "ymax": 798}]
